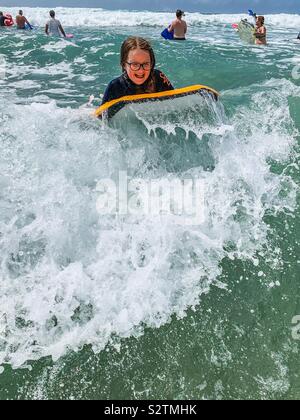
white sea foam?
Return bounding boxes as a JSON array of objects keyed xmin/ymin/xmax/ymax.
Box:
[
  {"xmin": 1, "ymin": 7, "xmax": 300, "ymax": 29},
  {"xmin": 0, "ymin": 10, "xmax": 299, "ymax": 368},
  {"xmin": 0, "ymin": 76, "xmax": 298, "ymax": 367}
]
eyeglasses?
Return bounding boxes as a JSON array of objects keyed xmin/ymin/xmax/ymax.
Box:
[{"xmin": 126, "ymin": 62, "xmax": 152, "ymax": 71}]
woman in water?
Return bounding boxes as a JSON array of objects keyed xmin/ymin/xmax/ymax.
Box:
[
  {"xmin": 255, "ymin": 16, "xmax": 267, "ymax": 45},
  {"xmin": 101, "ymin": 36, "xmax": 174, "ymax": 106}
]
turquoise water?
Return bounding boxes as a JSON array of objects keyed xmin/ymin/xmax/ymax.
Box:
[{"xmin": 0, "ymin": 10, "xmax": 300, "ymax": 400}]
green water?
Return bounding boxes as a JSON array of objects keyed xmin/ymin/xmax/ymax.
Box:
[{"xmin": 0, "ymin": 19, "xmax": 300, "ymax": 400}]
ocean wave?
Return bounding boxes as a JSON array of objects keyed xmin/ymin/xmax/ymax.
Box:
[
  {"xmin": 0, "ymin": 77, "xmax": 298, "ymax": 367},
  {"xmin": 2, "ymin": 7, "xmax": 300, "ymax": 29}
]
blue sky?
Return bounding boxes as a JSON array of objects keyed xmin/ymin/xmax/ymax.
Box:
[{"xmin": 2, "ymin": 0, "xmax": 300, "ymax": 13}]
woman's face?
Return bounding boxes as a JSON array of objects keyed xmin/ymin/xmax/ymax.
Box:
[{"xmin": 125, "ymin": 49, "xmax": 152, "ymax": 85}]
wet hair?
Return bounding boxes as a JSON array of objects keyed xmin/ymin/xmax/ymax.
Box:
[
  {"xmin": 50, "ymin": 10, "xmax": 55, "ymax": 18},
  {"xmin": 257, "ymin": 16, "xmax": 265, "ymax": 25},
  {"xmin": 176, "ymin": 9, "xmax": 184, "ymax": 18},
  {"xmin": 19, "ymin": 10, "xmax": 23, "ymax": 15},
  {"xmin": 120, "ymin": 37, "xmax": 156, "ymax": 71}
]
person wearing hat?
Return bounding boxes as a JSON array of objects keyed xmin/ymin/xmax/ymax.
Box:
[{"xmin": 168, "ymin": 9, "xmax": 187, "ymax": 40}]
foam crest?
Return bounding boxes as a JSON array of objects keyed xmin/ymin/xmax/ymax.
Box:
[{"xmin": 2, "ymin": 7, "xmax": 300, "ymax": 29}]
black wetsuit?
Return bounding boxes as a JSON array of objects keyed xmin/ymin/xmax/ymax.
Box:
[
  {"xmin": 0, "ymin": 15, "xmax": 6, "ymax": 26},
  {"xmin": 102, "ymin": 69, "xmax": 174, "ymax": 106},
  {"xmin": 101, "ymin": 69, "xmax": 174, "ymax": 119}
]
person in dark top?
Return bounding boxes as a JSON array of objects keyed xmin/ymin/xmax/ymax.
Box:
[
  {"xmin": 0, "ymin": 12, "xmax": 7, "ymax": 26},
  {"xmin": 102, "ymin": 36, "xmax": 174, "ymax": 106}
]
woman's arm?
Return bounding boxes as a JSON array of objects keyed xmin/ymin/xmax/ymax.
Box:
[
  {"xmin": 255, "ymin": 27, "xmax": 266, "ymax": 38},
  {"xmin": 59, "ymin": 24, "xmax": 66, "ymax": 38}
]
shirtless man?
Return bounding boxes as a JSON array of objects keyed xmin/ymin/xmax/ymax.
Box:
[
  {"xmin": 255, "ymin": 16, "xmax": 267, "ymax": 45},
  {"xmin": 168, "ymin": 9, "xmax": 187, "ymax": 41},
  {"xmin": 16, "ymin": 10, "xmax": 32, "ymax": 30},
  {"xmin": 45, "ymin": 10, "xmax": 66, "ymax": 37}
]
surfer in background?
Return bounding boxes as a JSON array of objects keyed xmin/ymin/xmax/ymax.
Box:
[
  {"xmin": 255, "ymin": 16, "xmax": 267, "ymax": 45},
  {"xmin": 101, "ymin": 36, "xmax": 173, "ymax": 106},
  {"xmin": 16, "ymin": 10, "xmax": 32, "ymax": 30},
  {"xmin": 45, "ymin": 10, "xmax": 66, "ymax": 37},
  {"xmin": 168, "ymin": 9, "xmax": 187, "ymax": 40}
]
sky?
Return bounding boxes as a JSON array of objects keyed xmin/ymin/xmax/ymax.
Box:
[{"xmin": 2, "ymin": 0, "xmax": 300, "ymax": 13}]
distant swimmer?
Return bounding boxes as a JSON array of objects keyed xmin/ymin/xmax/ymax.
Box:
[
  {"xmin": 255, "ymin": 16, "xmax": 267, "ymax": 45},
  {"xmin": 168, "ymin": 9, "xmax": 187, "ymax": 41},
  {"xmin": 45, "ymin": 10, "xmax": 66, "ymax": 37},
  {"xmin": 101, "ymin": 36, "xmax": 174, "ymax": 106},
  {"xmin": 0, "ymin": 12, "xmax": 6, "ymax": 26},
  {"xmin": 16, "ymin": 10, "xmax": 33, "ymax": 30},
  {"xmin": 0, "ymin": 11, "xmax": 13, "ymax": 27}
]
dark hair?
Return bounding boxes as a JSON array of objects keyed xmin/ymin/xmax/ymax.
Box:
[
  {"xmin": 176, "ymin": 9, "xmax": 184, "ymax": 18},
  {"xmin": 50, "ymin": 10, "xmax": 55, "ymax": 18},
  {"xmin": 120, "ymin": 37, "xmax": 156, "ymax": 71},
  {"xmin": 257, "ymin": 16, "xmax": 265, "ymax": 25},
  {"xmin": 19, "ymin": 10, "xmax": 23, "ymax": 15}
]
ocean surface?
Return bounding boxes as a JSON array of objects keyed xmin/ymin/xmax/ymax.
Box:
[{"xmin": 0, "ymin": 7, "xmax": 300, "ymax": 400}]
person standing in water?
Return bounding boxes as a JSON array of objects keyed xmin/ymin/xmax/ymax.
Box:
[
  {"xmin": 168, "ymin": 9, "xmax": 187, "ymax": 41},
  {"xmin": 45, "ymin": 10, "xmax": 66, "ymax": 37},
  {"xmin": 16, "ymin": 10, "xmax": 32, "ymax": 30},
  {"xmin": 255, "ymin": 16, "xmax": 267, "ymax": 45},
  {"xmin": 0, "ymin": 12, "xmax": 7, "ymax": 26}
]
